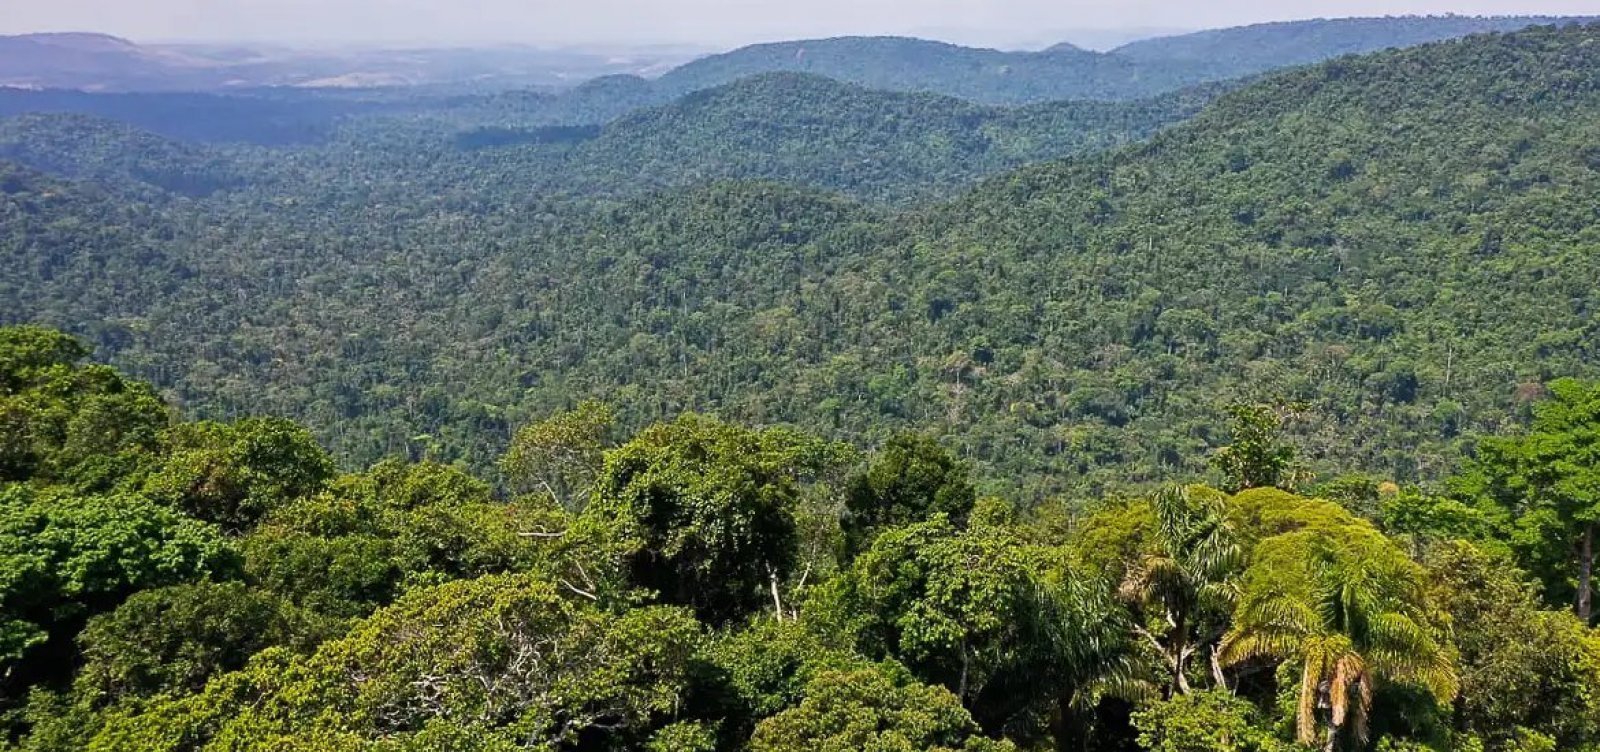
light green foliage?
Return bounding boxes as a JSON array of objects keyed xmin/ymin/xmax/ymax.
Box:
[
  {"xmin": 1132, "ymin": 690, "xmax": 1290, "ymax": 752},
  {"xmin": 748, "ymin": 664, "xmax": 1015, "ymax": 752},
  {"xmin": 500, "ymin": 400, "xmax": 615, "ymax": 509},
  {"xmin": 701, "ymin": 618, "xmax": 866, "ymax": 721},
  {"xmin": 1117, "ymin": 485, "xmax": 1242, "ymax": 696},
  {"xmin": 1379, "ymin": 490, "xmax": 1496, "ymax": 548},
  {"xmin": 1222, "ymin": 515, "xmax": 1457, "ymax": 749},
  {"xmin": 0, "ymin": 486, "xmax": 230, "ymax": 675},
  {"xmin": 645, "ymin": 721, "xmax": 719, "ymax": 751},
  {"xmin": 88, "ymin": 574, "xmax": 705, "ymax": 751},
  {"xmin": 142, "ymin": 417, "xmax": 335, "ymax": 532},
  {"xmin": 1211, "ymin": 404, "xmax": 1303, "ymax": 493},
  {"xmin": 1225, "ymin": 487, "xmax": 1366, "ymax": 545},
  {"xmin": 240, "ymin": 459, "xmax": 565, "ymax": 621},
  {"xmin": 843, "ymin": 433, "xmax": 977, "ymax": 557}
]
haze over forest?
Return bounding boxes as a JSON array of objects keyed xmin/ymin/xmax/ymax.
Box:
[{"xmin": 4, "ymin": 0, "xmax": 1599, "ymax": 45}]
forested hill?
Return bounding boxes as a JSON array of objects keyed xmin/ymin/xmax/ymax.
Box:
[
  {"xmin": 0, "ymin": 74, "xmax": 1219, "ymax": 205},
  {"xmin": 4, "ymin": 24, "xmax": 1600, "ymax": 499},
  {"xmin": 888, "ymin": 23, "xmax": 1600, "ymax": 489},
  {"xmin": 651, "ymin": 36, "xmax": 1158, "ymax": 104},
  {"xmin": 1111, "ymin": 14, "xmax": 1596, "ymax": 75},
  {"xmin": 491, "ymin": 73, "xmax": 1221, "ymax": 203}
]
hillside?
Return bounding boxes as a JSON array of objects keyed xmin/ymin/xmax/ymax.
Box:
[
  {"xmin": 1112, "ymin": 14, "xmax": 1595, "ymax": 73},
  {"xmin": 3, "ymin": 24, "xmax": 1600, "ymax": 498},
  {"xmin": 652, "ymin": 36, "xmax": 1163, "ymax": 104},
  {"xmin": 517, "ymin": 72, "xmax": 1220, "ymax": 203}
]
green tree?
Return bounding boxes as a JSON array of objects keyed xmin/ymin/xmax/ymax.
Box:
[
  {"xmin": 142, "ymin": 417, "xmax": 335, "ymax": 533},
  {"xmin": 500, "ymin": 400, "xmax": 615, "ymax": 510},
  {"xmin": 842, "ymin": 433, "xmax": 977, "ymax": 557},
  {"xmin": 0, "ymin": 486, "xmax": 231, "ymax": 694},
  {"xmin": 1452, "ymin": 379, "xmax": 1600, "ymax": 622},
  {"xmin": 749, "ymin": 663, "xmax": 1015, "ymax": 752},
  {"xmin": 1211, "ymin": 403, "xmax": 1304, "ymax": 493},
  {"xmin": 1424, "ymin": 541, "xmax": 1600, "ymax": 751},
  {"xmin": 581, "ymin": 415, "xmax": 833, "ymax": 625},
  {"xmin": 810, "ymin": 516, "xmax": 1106, "ymax": 734},
  {"xmin": 0, "ymin": 325, "xmax": 167, "ymax": 489},
  {"xmin": 74, "ymin": 581, "xmax": 310, "ymax": 703},
  {"xmin": 1132, "ymin": 690, "xmax": 1289, "ymax": 752},
  {"xmin": 1221, "ymin": 524, "xmax": 1457, "ymax": 750},
  {"xmin": 86, "ymin": 574, "xmax": 705, "ymax": 751},
  {"xmin": 1117, "ymin": 485, "xmax": 1242, "ymax": 696}
]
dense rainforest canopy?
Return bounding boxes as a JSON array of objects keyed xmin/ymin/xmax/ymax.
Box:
[{"xmin": 4, "ymin": 24, "xmax": 1600, "ymax": 499}]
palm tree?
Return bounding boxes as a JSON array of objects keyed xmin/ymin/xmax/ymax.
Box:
[
  {"xmin": 1220, "ymin": 529, "xmax": 1458, "ymax": 751},
  {"xmin": 1119, "ymin": 485, "xmax": 1243, "ymax": 696}
]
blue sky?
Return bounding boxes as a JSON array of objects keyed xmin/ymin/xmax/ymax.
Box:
[{"xmin": 4, "ymin": 0, "xmax": 1597, "ymax": 46}]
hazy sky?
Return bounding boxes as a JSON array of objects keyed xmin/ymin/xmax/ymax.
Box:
[{"xmin": 3, "ymin": 0, "xmax": 1597, "ymax": 47}]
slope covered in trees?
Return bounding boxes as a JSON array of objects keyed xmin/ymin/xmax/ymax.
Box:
[{"xmin": 3, "ymin": 25, "xmax": 1600, "ymax": 499}]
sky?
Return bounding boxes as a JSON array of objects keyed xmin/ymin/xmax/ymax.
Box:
[{"xmin": 2, "ymin": 0, "xmax": 1597, "ymax": 48}]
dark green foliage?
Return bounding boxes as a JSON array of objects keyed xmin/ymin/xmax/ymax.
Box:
[
  {"xmin": 658, "ymin": 18, "xmax": 1591, "ymax": 106},
  {"xmin": 142, "ymin": 417, "xmax": 335, "ymax": 533},
  {"xmin": 842, "ymin": 433, "xmax": 976, "ymax": 556},
  {"xmin": 1112, "ymin": 15, "xmax": 1594, "ymax": 76},
  {"xmin": 2, "ymin": 328, "xmax": 1599, "ymax": 751},
  {"xmin": 581, "ymin": 415, "xmax": 832, "ymax": 625},
  {"xmin": 1452, "ymin": 378, "xmax": 1600, "ymax": 620},
  {"xmin": 75, "ymin": 582, "xmax": 310, "ymax": 702},
  {"xmin": 1424, "ymin": 541, "xmax": 1600, "ymax": 750},
  {"xmin": 0, "ymin": 487, "xmax": 231, "ymax": 692},
  {"xmin": 4, "ymin": 19, "xmax": 1600, "ymax": 752},
  {"xmin": 529, "ymin": 72, "xmax": 1216, "ymax": 204}
]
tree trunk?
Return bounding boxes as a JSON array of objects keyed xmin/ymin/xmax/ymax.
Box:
[
  {"xmin": 1209, "ymin": 644, "xmax": 1230, "ymax": 692},
  {"xmin": 1580, "ymin": 524, "xmax": 1594, "ymax": 624},
  {"xmin": 768, "ymin": 567, "xmax": 785, "ymax": 622},
  {"xmin": 958, "ymin": 642, "xmax": 971, "ymax": 702}
]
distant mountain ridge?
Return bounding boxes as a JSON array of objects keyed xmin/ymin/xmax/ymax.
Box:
[
  {"xmin": 484, "ymin": 13, "xmax": 1600, "ymax": 118},
  {"xmin": 0, "ymin": 32, "xmax": 696, "ymax": 92},
  {"xmin": 637, "ymin": 15, "xmax": 1597, "ymax": 104},
  {"xmin": 1110, "ymin": 14, "xmax": 1598, "ymax": 72}
]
